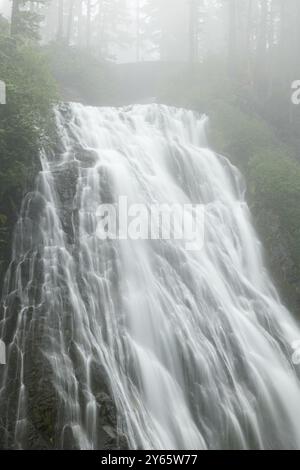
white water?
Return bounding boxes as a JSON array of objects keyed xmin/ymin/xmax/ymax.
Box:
[{"xmin": 1, "ymin": 103, "xmax": 300, "ymax": 449}]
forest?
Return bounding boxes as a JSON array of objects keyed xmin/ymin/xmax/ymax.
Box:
[
  {"xmin": 1, "ymin": 0, "xmax": 299, "ymax": 311},
  {"xmin": 1, "ymin": 0, "xmax": 300, "ymax": 452}
]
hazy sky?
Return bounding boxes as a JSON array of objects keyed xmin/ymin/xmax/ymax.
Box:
[{"xmin": 0, "ymin": 0, "xmax": 11, "ymax": 18}]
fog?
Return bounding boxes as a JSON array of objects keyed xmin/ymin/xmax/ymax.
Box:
[
  {"xmin": 2, "ymin": 0, "xmax": 300, "ymax": 452},
  {"xmin": 0, "ymin": 0, "xmax": 227, "ymax": 62},
  {"xmin": 1, "ymin": 1, "xmax": 297, "ymax": 74},
  {"xmin": 0, "ymin": 0, "xmax": 11, "ymax": 18}
]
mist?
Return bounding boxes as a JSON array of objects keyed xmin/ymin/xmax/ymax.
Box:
[{"xmin": 1, "ymin": 0, "xmax": 300, "ymax": 453}]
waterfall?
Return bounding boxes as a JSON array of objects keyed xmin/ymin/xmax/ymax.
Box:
[{"xmin": 1, "ymin": 103, "xmax": 300, "ymax": 450}]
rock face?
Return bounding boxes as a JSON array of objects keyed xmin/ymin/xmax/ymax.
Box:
[
  {"xmin": 0, "ymin": 120, "xmax": 128, "ymax": 450},
  {"xmin": 0, "ymin": 189, "xmax": 22, "ymax": 299}
]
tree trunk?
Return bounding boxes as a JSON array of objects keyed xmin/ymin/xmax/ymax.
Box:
[
  {"xmin": 228, "ymin": 0, "xmax": 237, "ymax": 77},
  {"xmin": 245, "ymin": 0, "xmax": 253, "ymax": 85},
  {"xmin": 11, "ymin": 0, "xmax": 20, "ymax": 37},
  {"xmin": 86, "ymin": 0, "xmax": 92, "ymax": 48},
  {"xmin": 255, "ymin": 0, "xmax": 268, "ymax": 94},
  {"xmin": 189, "ymin": 0, "xmax": 197, "ymax": 63},
  {"xmin": 76, "ymin": 0, "xmax": 84, "ymax": 46},
  {"xmin": 136, "ymin": 0, "xmax": 141, "ymax": 61},
  {"xmin": 57, "ymin": 0, "xmax": 64, "ymax": 39},
  {"xmin": 66, "ymin": 0, "xmax": 75, "ymax": 45}
]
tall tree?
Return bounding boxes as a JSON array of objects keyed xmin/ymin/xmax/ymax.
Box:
[
  {"xmin": 11, "ymin": 0, "xmax": 47, "ymax": 39},
  {"xmin": 86, "ymin": 0, "xmax": 92, "ymax": 47},
  {"xmin": 228, "ymin": 0, "xmax": 238, "ymax": 76},
  {"xmin": 136, "ymin": 0, "xmax": 141, "ymax": 61},
  {"xmin": 57, "ymin": 0, "xmax": 64, "ymax": 39},
  {"xmin": 66, "ymin": 0, "xmax": 76, "ymax": 45},
  {"xmin": 93, "ymin": 0, "xmax": 131, "ymax": 59},
  {"xmin": 142, "ymin": 0, "xmax": 190, "ymax": 61},
  {"xmin": 254, "ymin": 0, "xmax": 269, "ymax": 95},
  {"xmin": 188, "ymin": 0, "xmax": 204, "ymax": 63},
  {"xmin": 11, "ymin": 0, "xmax": 20, "ymax": 36}
]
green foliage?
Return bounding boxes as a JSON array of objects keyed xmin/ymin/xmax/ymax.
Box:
[
  {"xmin": 13, "ymin": 10, "xmax": 43, "ymax": 41},
  {"xmin": 0, "ymin": 35, "xmax": 56, "ymax": 199},
  {"xmin": 0, "ymin": 16, "xmax": 56, "ymax": 287},
  {"xmin": 249, "ymin": 151, "xmax": 300, "ymax": 263},
  {"xmin": 11, "ymin": 0, "xmax": 47, "ymax": 41},
  {"xmin": 0, "ymin": 15, "xmax": 9, "ymax": 35},
  {"xmin": 207, "ymin": 100, "xmax": 289, "ymax": 174},
  {"xmin": 0, "ymin": 214, "xmax": 7, "ymax": 225}
]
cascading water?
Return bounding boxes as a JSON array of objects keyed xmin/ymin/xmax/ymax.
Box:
[{"xmin": 1, "ymin": 103, "xmax": 300, "ymax": 450}]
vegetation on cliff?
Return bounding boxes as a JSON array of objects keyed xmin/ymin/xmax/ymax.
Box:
[{"xmin": 0, "ymin": 16, "xmax": 56, "ymax": 289}]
